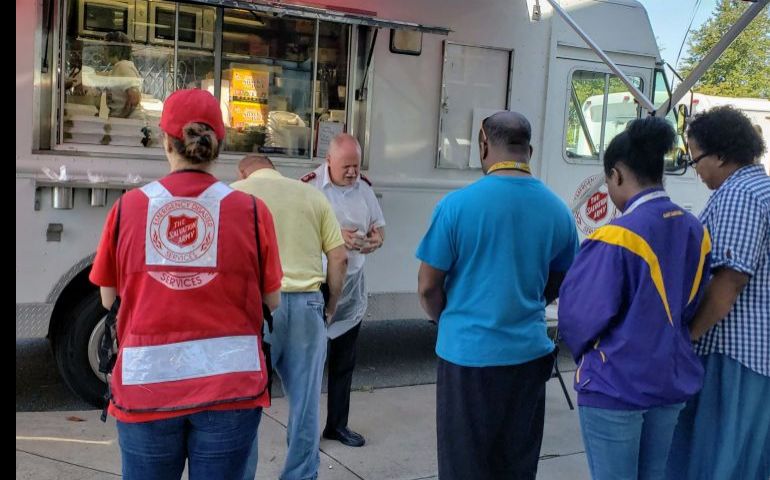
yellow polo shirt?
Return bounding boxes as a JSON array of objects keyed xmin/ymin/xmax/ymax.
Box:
[{"xmin": 231, "ymin": 168, "xmax": 344, "ymax": 292}]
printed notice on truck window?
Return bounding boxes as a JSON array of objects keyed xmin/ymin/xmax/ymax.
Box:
[{"xmin": 316, "ymin": 121, "xmax": 345, "ymax": 159}]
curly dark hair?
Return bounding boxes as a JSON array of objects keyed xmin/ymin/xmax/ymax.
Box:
[
  {"xmin": 604, "ymin": 116, "xmax": 676, "ymax": 185},
  {"xmin": 686, "ymin": 105, "xmax": 766, "ymax": 166}
]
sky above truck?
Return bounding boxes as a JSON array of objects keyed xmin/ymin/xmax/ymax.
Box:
[{"xmin": 640, "ymin": 0, "xmax": 718, "ymax": 69}]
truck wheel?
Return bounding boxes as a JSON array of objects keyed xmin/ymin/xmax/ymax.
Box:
[{"xmin": 53, "ymin": 291, "xmax": 108, "ymax": 408}]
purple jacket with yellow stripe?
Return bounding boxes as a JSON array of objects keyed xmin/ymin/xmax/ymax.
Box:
[{"xmin": 558, "ymin": 188, "xmax": 711, "ymax": 410}]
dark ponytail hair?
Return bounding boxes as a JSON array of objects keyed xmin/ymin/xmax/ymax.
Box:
[
  {"xmin": 604, "ymin": 116, "xmax": 675, "ymax": 185},
  {"xmin": 169, "ymin": 122, "xmax": 220, "ymax": 164}
]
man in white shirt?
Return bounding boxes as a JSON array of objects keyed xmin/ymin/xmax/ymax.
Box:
[{"xmin": 301, "ymin": 133, "xmax": 385, "ymax": 447}]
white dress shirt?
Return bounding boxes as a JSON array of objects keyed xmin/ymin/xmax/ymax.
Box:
[{"xmin": 307, "ymin": 163, "xmax": 386, "ymax": 274}]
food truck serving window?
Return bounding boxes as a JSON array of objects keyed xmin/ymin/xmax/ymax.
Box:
[{"xmin": 59, "ymin": 1, "xmax": 353, "ymax": 160}]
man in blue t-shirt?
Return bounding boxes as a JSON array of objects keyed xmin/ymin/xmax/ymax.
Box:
[{"xmin": 416, "ymin": 111, "xmax": 578, "ymax": 480}]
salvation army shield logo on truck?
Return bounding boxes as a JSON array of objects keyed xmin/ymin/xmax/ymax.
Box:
[
  {"xmin": 573, "ymin": 174, "xmax": 618, "ymax": 236},
  {"xmin": 167, "ymin": 214, "xmax": 198, "ymax": 247},
  {"xmin": 585, "ymin": 191, "xmax": 609, "ymax": 222}
]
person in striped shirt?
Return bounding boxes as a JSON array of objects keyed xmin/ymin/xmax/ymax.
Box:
[{"xmin": 667, "ymin": 106, "xmax": 770, "ymax": 480}]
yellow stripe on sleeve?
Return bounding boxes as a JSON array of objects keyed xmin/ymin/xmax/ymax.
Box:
[{"xmin": 589, "ymin": 225, "xmax": 673, "ymax": 325}]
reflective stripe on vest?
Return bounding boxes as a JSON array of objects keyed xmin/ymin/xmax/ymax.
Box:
[{"xmin": 122, "ymin": 335, "xmax": 261, "ymax": 385}]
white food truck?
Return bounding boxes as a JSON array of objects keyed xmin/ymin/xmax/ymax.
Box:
[{"xmin": 16, "ymin": 0, "xmax": 767, "ymax": 405}]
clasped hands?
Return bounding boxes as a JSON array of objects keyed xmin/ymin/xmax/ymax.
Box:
[{"xmin": 341, "ymin": 226, "xmax": 383, "ymax": 254}]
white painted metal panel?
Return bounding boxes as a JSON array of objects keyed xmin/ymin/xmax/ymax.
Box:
[{"xmin": 437, "ymin": 43, "xmax": 512, "ymax": 169}]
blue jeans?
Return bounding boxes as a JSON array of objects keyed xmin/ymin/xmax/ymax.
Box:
[
  {"xmin": 579, "ymin": 403, "xmax": 685, "ymax": 480},
  {"xmin": 244, "ymin": 291, "xmax": 327, "ymax": 480},
  {"xmin": 667, "ymin": 353, "xmax": 770, "ymax": 480},
  {"xmin": 117, "ymin": 407, "xmax": 261, "ymax": 480}
]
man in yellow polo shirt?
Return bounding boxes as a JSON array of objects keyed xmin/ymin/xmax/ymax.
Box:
[{"xmin": 232, "ymin": 154, "xmax": 347, "ymax": 480}]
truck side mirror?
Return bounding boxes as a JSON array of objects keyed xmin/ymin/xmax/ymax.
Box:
[
  {"xmin": 676, "ymin": 104, "xmax": 689, "ymax": 135},
  {"xmin": 676, "ymin": 148, "xmax": 689, "ymax": 169},
  {"xmin": 665, "ymin": 146, "xmax": 688, "ymax": 175}
]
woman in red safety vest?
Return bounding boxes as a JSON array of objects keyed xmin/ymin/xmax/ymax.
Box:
[{"xmin": 89, "ymin": 88, "xmax": 283, "ymax": 479}]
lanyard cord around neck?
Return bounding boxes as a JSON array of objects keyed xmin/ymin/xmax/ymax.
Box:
[
  {"xmin": 622, "ymin": 189, "xmax": 668, "ymax": 216},
  {"xmin": 487, "ymin": 161, "xmax": 532, "ymax": 175}
]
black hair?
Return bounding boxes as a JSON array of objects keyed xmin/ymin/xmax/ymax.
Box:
[
  {"xmin": 686, "ymin": 105, "xmax": 766, "ymax": 166},
  {"xmin": 603, "ymin": 116, "xmax": 675, "ymax": 185},
  {"xmin": 482, "ymin": 111, "xmax": 532, "ymax": 156},
  {"xmin": 169, "ymin": 122, "xmax": 220, "ymax": 164},
  {"xmin": 104, "ymin": 31, "xmax": 132, "ymax": 62}
]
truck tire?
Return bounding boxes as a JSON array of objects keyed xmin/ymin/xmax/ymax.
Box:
[{"xmin": 53, "ymin": 291, "xmax": 108, "ymax": 408}]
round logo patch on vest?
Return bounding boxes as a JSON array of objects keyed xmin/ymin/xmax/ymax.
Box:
[{"xmin": 150, "ymin": 200, "xmax": 215, "ymax": 263}]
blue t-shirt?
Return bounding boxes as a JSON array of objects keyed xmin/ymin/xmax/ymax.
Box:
[{"xmin": 416, "ymin": 175, "xmax": 578, "ymax": 367}]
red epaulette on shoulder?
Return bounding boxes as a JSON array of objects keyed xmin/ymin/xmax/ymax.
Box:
[
  {"xmin": 360, "ymin": 173, "xmax": 372, "ymax": 186},
  {"xmin": 300, "ymin": 172, "xmax": 316, "ymax": 183}
]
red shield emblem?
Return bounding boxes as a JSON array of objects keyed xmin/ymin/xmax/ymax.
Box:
[
  {"xmin": 166, "ymin": 214, "xmax": 198, "ymax": 247},
  {"xmin": 585, "ymin": 192, "xmax": 609, "ymax": 222}
]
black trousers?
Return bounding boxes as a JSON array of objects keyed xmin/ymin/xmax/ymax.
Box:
[
  {"xmin": 436, "ymin": 352, "xmax": 555, "ymax": 480},
  {"xmin": 325, "ymin": 321, "xmax": 362, "ymax": 432}
]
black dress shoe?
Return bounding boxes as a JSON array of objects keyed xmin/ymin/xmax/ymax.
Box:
[{"xmin": 322, "ymin": 427, "xmax": 366, "ymax": 447}]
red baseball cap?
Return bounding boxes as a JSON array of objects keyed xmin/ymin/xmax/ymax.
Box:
[{"xmin": 159, "ymin": 89, "xmax": 226, "ymax": 141}]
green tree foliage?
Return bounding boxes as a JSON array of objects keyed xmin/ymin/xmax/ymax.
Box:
[{"xmin": 680, "ymin": 0, "xmax": 770, "ymax": 98}]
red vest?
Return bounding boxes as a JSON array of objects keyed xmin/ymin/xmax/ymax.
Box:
[{"xmin": 110, "ymin": 176, "xmax": 268, "ymax": 413}]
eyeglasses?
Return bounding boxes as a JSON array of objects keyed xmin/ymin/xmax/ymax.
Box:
[{"xmin": 687, "ymin": 151, "xmax": 712, "ymax": 167}]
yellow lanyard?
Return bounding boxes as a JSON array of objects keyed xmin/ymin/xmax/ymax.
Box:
[{"xmin": 487, "ymin": 161, "xmax": 532, "ymax": 175}]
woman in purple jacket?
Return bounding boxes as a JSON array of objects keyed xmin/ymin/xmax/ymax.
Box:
[{"xmin": 558, "ymin": 116, "xmax": 711, "ymax": 480}]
